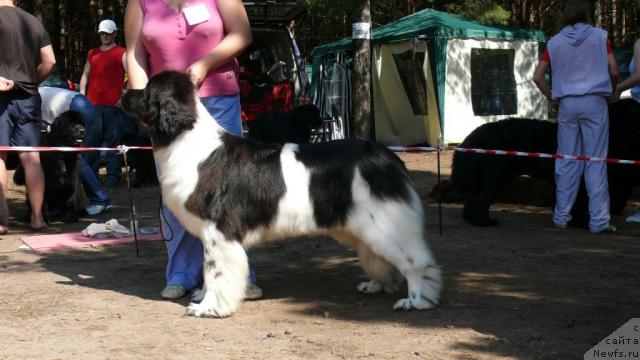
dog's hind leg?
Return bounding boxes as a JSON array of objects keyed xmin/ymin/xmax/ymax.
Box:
[
  {"xmin": 349, "ymin": 196, "xmax": 441, "ymax": 311},
  {"xmin": 356, "ymin": 244, "xmax": 402, "ymax": 294},
  {"xmin": 185, "ymin": 230, "xmax": 248, "ymax": 318}
]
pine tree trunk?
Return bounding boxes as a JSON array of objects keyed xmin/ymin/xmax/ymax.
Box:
[{"xmin": 351, "ymin": 0, "xmax": 373, "ymax": 141}]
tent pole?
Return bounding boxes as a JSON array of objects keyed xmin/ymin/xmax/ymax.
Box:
[{"xmin": 437, "ymin": 136, "xmax": 443, "ymax": 236}]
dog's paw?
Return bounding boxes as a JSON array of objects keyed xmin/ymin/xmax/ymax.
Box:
[
  {"xmin": 392, "ymin": 296, "xmax": 438, "ymax": 311},
  {"xmin": 190, "ymin": 288, "xmax": 204, "ymax": 304},
  {"xmin": 185, "ymin": 302, "xmax": 231, "ymax": 318},
  {"xmin": 357, "ymin": 280, "xmax": 383, "ymax": 294}
]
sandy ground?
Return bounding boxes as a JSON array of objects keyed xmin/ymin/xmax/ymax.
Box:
[{"xmin": 0, "ymin": 150, "xmax": 639, "ymax": 360}]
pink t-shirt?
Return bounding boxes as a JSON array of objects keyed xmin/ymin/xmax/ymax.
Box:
[{"xmin": 140, "ymin": 0, "xmax": 239, "ymax": 97}]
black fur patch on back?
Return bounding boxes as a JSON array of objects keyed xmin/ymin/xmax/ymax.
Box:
[
  {"xmin": 295, "ymin": 139, "xmax": 412, "ymax": 227},
  {"xmin": 184, "ymin": 133, "xmax": 286, "ymax": 240}
]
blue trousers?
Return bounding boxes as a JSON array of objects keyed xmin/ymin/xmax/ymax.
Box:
[
  {"xmin": 68, "ymin": 95, "xmax": 111, "ymax": 206},
  {"xmin": 553, "ymin": 95, "xmax": 610, "ymax": 232},
  {"xmin": 83, "ymin": 105, "xmax": 136, "ymax": 185},
  {"xmin": 162, "ymin": 95, "xmax": 255, "ymax": 289}
]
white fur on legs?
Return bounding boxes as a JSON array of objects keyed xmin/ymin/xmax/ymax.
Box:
[
  {"xmin": 357, "ymin": 280, "xmax": 384, "ymax": 294},
  {"xmin": 185, "ymin": 231, "xmax": 248, "ymax": 318},
  {"xmin": 190, "ymin": 287, "xmax": 205, "ymax": 303},
  {"xmin": 393, "ymin": 264, "xmax": 442, "ymax": 311},
  {"xmin": 347, "ymin": 175, "xmax": 442, "ymax": 311},
  {"xmin": 356, "ymin": 244, "xmax": 401, "ymax": 294}
]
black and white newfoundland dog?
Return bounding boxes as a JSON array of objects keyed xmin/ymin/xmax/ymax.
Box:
[
  {"xmin": 121, "ymin": 71, "xmax": 441, "ymax": 318},
  {"xmin": 14, "ymin": 110, "xmax": 87, "ymax": 223}
]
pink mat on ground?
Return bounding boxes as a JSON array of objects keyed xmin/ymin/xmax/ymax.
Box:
[{"xmin": 21, "ymin": 232, "xmax": 163, "ymax": 252}]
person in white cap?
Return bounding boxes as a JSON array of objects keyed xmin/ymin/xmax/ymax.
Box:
[{"xmin": 79, "ymin": 19, "xmax": 133, "ymax": 187}]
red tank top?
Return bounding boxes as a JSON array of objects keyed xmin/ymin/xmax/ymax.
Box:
[{"xmin": 86, "ymin": 45, "xmax": 126, "ymax": 106}]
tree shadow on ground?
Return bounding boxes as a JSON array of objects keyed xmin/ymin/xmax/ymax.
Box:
[{"xmin": 16, "ymin": 168, "xmax": 640, "ymax": 360}]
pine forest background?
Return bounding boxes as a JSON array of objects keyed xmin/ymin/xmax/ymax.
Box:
[{"xmin": 14, "ymin": 0, "xmax": 640, "ymax": 82}]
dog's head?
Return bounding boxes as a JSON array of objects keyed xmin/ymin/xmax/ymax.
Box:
[
  {"xmin": 292, "ymin": 104, "xmax": 322, "ymax": 143},
  {"xmin": 121, "ymin": 71, "xmax": 197, "ymax": 148},
  {"xmin": 48, "ymin": 111, "xmax": 85, "ymax": 147}
]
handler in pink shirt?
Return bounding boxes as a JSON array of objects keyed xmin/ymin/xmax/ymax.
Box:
[{"xmin": 125, "ymin": 0, "xmax": 260, "ymax": 299}]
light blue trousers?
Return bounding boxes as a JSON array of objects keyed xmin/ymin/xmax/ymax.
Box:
[
  {"xmin": 162, "ymin": 95, "xmax": 255, "ymax": 289},
  {"xmin": 553, "ymin": 95, "xmax": 610, "ymax": 232}
]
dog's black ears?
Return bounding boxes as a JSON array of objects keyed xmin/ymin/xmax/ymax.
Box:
[
  {"xmin": 50, "ymin": 110, "xmax": 81, "ymax": 136},
  {"xmin": 121, "ymin": 89, "xmax": 147, "ymax": 125},
  {"xmin": 125, "ymin": 71, "xmax": 197, "ymax": 148}
]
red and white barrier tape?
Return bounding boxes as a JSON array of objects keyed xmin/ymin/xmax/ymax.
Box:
[
  {"xmin": 387, "ymin": 145, "xmax": 640, "ymax": 166},
  {"xmin": 388, "ymin": 145, "xmax": 438, "ymax": 152},
  {"xmin": 453, "ymin": 147, "xmax": 640, "ymax": 165},
  {"xmin": 0, "ymin": 145, "xmax": 152, "ymax": 153},
  {"xmin": 3, "ymin": 144, "xmax": 639, "ymax": 166}
]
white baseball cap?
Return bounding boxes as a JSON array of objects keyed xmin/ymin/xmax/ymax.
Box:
[{"xmin": 98, "ymin": 19, "xmax": 117, "ymax": 34}]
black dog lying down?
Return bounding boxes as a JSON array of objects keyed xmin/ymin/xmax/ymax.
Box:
[
  {"xmin": 14, "ymin": 111, "xmax": 88, "ymax": 223},
  {"xmin": 246, "ymin": 104, "xmax": 322, "ymax": 144},
  {"xmin": 452, "ymin": 99, "xmax": 640, "ymax": 227}
]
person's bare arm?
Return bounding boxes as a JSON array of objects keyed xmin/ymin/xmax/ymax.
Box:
[
  {"xmin": 616, "ymin": 39, "xmax": 640, "ymax": 94},
  {"xmin": 533, "ymin": 60, "xmax": 552, "ymax": 101},
  {"xmin": 125, "ymin": 0, "xmax": 149, "ymax": 89},
  {"xmin": 36, "ymin": 44, "xmax": 56, "ymax": 83},
  {"xmin": 79, "ymin": 60, "xmax": 91, "ymax": 95},
  {"xmin": 186, "ymin": 0, "xmax": 252, "ymax": 86},
  {"xmin": 608, "ymin": 52, "xmax": 620, "ymax": 88}
]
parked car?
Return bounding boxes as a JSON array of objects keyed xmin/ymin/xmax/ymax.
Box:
[{"xmin": 239, "ymin": 0, "xmax": 310, "ymax": 123}]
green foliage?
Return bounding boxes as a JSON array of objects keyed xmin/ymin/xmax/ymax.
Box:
[
  {"xmin": 305, "ymin": 0, "xmax": 360, "ymax": 15},
  {"xmin": 446, "ymin": 1, "xmax": 511, "ymax": 25}
]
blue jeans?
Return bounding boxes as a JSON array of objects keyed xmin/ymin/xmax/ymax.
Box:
[
  {"xmin": 69, "ymin": 95, "xmax": 112, "ymax": 207},
  {"xmin": 83, "ymin": 105, "xmax": 136, "ymax": 185},
  {"xmin": 162, "ymin": 95, "xmax": 257, "ymax": 289},
  {"xmin": 79, "ymin": 157, "xmax": 111, "ymax": 206}
]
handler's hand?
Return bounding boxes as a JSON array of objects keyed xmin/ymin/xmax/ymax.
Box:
[
  {"xmin": 0, "ymin": 76, "xmax": 14, "ymax": 92},
  {"xmin": 608, "ymin": 85, "xmax": 622, "ymax": 103},
  {"xmin": 186, "ymin": 61, "xmax": 208, "ymax": 88}
]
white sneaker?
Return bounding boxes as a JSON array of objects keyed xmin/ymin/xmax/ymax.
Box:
[
  {"xmin": 86, "ymin": 204, "xmax": 113, "ymax": 215},
  {"xmin": 625, "ymin": 212, "xmax": 640, "ymax": 223},
  {"xmin": 245, "ymin": 283, "xmax": 263, "ymax": 300}
]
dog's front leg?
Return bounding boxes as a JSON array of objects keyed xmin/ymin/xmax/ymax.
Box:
[{"xmin": 185, "ymin": 233, "xmax": 248, "ymax": 318}]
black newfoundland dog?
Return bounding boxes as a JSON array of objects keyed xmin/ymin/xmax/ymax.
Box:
[
  {"xmin": 246, "ymin": 104, "xmax": 323, "ymax": 144},
  {"xmin": 121, "ymin": 71, "xmax": 441, "ymax": 318},
  {"xmin": 14, "ymin": 110, "xmax": 87, "ymax": 223},
  {"xmin": 452, "ymin": 99, "xmax": 640, "ymax": 227}
]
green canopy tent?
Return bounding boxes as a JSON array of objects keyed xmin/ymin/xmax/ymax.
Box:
[{"xmin": 311, "ymin": 8, "xmax": 547, "ymax": 145}]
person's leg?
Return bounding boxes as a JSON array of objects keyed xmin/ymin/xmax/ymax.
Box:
[
  {"xmin": 18, "ymin": 152, "xmax": 45, "ymax": 228},
  {"xmin": 553, "ymin": 97, "xmax": 585, "ymax": 226},
  {"xmin": 0, "ymin": 93, "xmax": 12, "ymax": 233},
  {"xmin": 161, "ymin": 205, "xmax": 203, "ymax": 297},
  {"xmin": 79, "ymin": 157, "xmax": 112, "ymax": 209},
  {"xmin": 72, "ymin": 97, "xmax": 102, "ymax": 174},
  {"xmin": 101, "ymin": 106, "xmax": 124, "ymax": 186},
  {"xmin": 200, "ymin": 95, "xmax": 260, "ymax": 298},
  {"xmin": 10, "ymin": 92, "xmax": 45, "ymax": 229},
  {"xmin": 579, "ymin": 95, "xmax": 611, "ymax": 233},
  {"xmin": 70, "ymin": 95, "xmax": 112, "ymax": 211},
  {"xmin": 0, "ymin": 154, "xmax": 8, "ymax": 233}
]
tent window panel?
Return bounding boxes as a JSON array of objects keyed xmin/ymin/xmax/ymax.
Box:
[
  {"xmin": 392, "ymin": 51, "xmax": 428, "ymax": 115},
  {"xmin": 470, "ymin": 48, "xmax": 518, "ymax": 116}
]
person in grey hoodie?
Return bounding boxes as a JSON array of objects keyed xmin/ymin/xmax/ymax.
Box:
[{"xmin": 533, "ymin": 0, "xmax": 619, "ymax": 233}]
